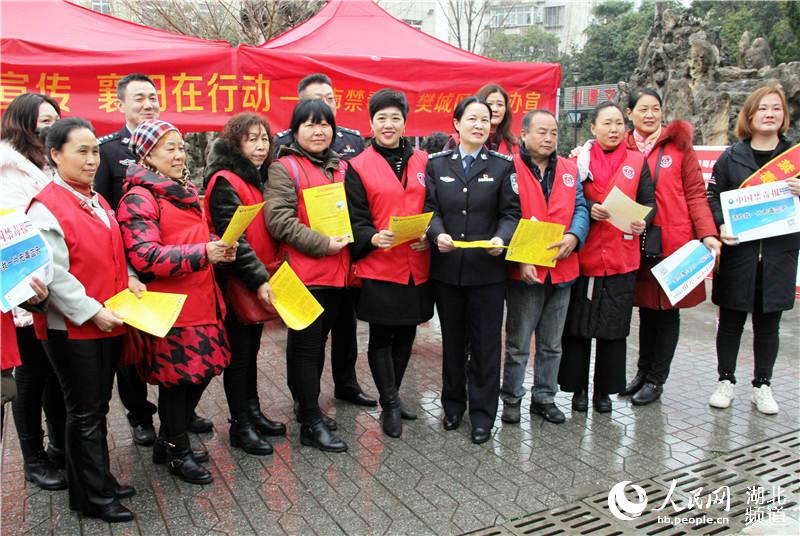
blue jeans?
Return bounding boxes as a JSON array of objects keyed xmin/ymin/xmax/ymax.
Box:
[{"xmin": 501, "ymin": 281, "xmax": 571, "ymax": 405}]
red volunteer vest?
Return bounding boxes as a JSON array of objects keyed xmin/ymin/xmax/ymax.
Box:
[
  {"xmin": 277, "ymin": 155, "xmax": 350, "ymax": 287},
  {"xmin": 348, "ymin": 147, "xmax": 431, "ymax": 285},
  {"xmin": 578, "ymin": 149, "xmax": 646, "ymax": 277},
  {"xmin": 204, "ymin": 170, "xmax": 280, "ymax": 274},
  {"xmin": 30, "ymin": 182, "xmax": 127, "ymax": 340},
  {"xmin": 511, "ymin": 155, "xmax": 580, "ymax": 284},
  {"xmin": 1, "ymin": 312, "xmax": 21, "ymax": 369},
  {"xmin": 646, "ymin": 143, "xmax": 694, "ymax": 257},
  {"xmin": 127, "ymin": 186, "xmax": 222, "ymax": 327}
]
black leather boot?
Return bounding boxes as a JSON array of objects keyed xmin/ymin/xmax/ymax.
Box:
[
  {"xmin": 293, "ymin": 401, "xmax": 337, "ymax": 430},
  {"xmin": 152, "ymin": 436, "xmax": 208, "ymax": 465},
  {"xmin": 166, "ymin": 435, "xmax": 213, "ymax": 485},
  {"xmin": 593, "ymin": 392, "xmax": 613, "ymax": 413},
  {"xmin": 300, "ymin": 419, "xmax": 348, "ymax": 452},
  {"xmin": 246, "ymin": 400, "xmax": 286, "ymax": 437},
  {"xmin": 620, "ymin": 371, "xmax": 647, "ymax": 396},
  {"xmin": 24, "ymin": 451, "xmax": 67, "ymax": 491},
  {"xmin": 381, "ymin": 407, "xmax": 402, "ymax": 438},
  {"xmin": 367, "ymin": 345, "xmax": 403, "ymax": 438},
  {"xmin": 229, "ymin": 417, "xmax": 273, "ymax": 455}
]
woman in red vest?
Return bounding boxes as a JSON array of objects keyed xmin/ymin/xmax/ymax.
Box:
[
  {"xmin": 620, "ymin": 88, "xmax": 721, "ymax": 406},
  {"xmin": 345, "ymin": 89, "xmax": 434, "ymax": 438},
  {"xmin": 27, "ymin": 118, "xmax": 142, "ymax": 522},
  {"xmin": 558, "ymin": 102, "xmax": 656, "ymax": 413},
  {"xmin": 204, "ymin": 113, "xmax": 285, "ymax": 456},
  {"xmin": 266, "ymin": 99, "xmax": 351, "ymax": 453},
  {"xmin": 706, "ymin": 85, "xmax": 799, "ymax": 415},
  {"xmin": 117, "ymin": 120, "xmax": 235, "ymax": 485},
  {"xmin": 444, "ymin": 84, "xmax": 519, "ymax": 156}
]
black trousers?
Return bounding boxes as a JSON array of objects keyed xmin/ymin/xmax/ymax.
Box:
[
  {"xmin": 11, "ymin": 325, "xmax": 65, "ymax": 460},
  {"xmin": 287, "ymin": 288, "xmax": 348, "ymax": 423},
  {"xmin": 43, "ymin": 331, "xmax": 120, "ymax": 514},
  {"xmin": 434, "ymin": 281, "xmax": 505, "ymax": 429},
  {"xmin": 559, "ymin": 335, "xmax": 627, "ymax": 394},
  {"xmin": 223, "ymin": 312, "xmax": 263, "ymax": 419},
  {"xmin": 636, "ymin": 308, "xmax": 681, "ymax": 385},
  {"xmin": 116, "ymin": 362, "xmax": 156, "ymax": 427},
  {"xmin": 367, "ymin": 323, "xmax": 416, "ymax": 408},
  {"xmin": 157, "ymin": 380, "xmax": 208, "ymax": 444},
  {"xmin": 717, "ymin": 306, "xmax": 782, "ymax": 387},
  {"xmin": 330, "ymin": 288, "xmax": 361, "ymax": 395}
]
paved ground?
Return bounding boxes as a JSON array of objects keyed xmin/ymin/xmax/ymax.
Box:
[{"xmin": 2, "ymin": 282, "xmax": 799, "ymax": 536}]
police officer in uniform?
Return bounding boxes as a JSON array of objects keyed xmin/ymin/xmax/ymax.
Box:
[
  {"xmin": 94, "ymin": 74, "xmax": 214, "ymax": 445},
  {"xmin": 273, "ymin": 73, "xmax": 376, "ymax": 409},
  {"xmin": 424, "ymin": 96, "xmax": 520, "ymax": 444}
]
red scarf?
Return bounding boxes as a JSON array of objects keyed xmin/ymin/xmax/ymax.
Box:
[{"xmin": 589, "ymin": 141, "xmax": 627, "ymax": 189}]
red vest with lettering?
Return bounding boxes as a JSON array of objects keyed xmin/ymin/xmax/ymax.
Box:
[
  {"xmin": 511, "ymin": 155, "xmax": 580, "ymax": 284},
  {"xmin": 30, "ymin": 182, "xmax": 127, "ymax": 340},
  {"xmin": 276, "ymin": 155, "xmax": 350, "ymax": 287},
  {"xmin": 127, "ymin": 186, "xmax": 222, "ymax": 327},
  {"xmin": 204, "ymin": 170, "xmax": 280, "ymax": 274},
  {"xmin": 348, "ymin": 147, "xmax": 431, "ymax": 285},
  {"xmin": 578, "ymin": 149, "xmax": 645, "ymax": 276}
]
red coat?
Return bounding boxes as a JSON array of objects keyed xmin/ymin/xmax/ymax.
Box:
[
  {"xmin": 578, "ymin": 148, "xmax": 645, "ymax": 277},
  {"xmin": 30, "ymin": 182, "xmax": 128, "ymax": 340},
  {"xmin": 348, "ymin": 146, "xmax": 430, "ymax": 285},
  {"xmin": 1, "ymin": 312, "xmax": 21, "ymax": 370},
  {"xmin": 277, "ymin": 155, "xmax": 350, "ymax": 287},
  {"xmin": 626, "ymin": 121, "xmax": 719, "ymax": 309},
  {"xmin": 511, "ymin": 154, "xmax": 580, "ymax": 283}
]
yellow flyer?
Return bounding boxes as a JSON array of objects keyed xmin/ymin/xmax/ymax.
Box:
[
  {"xmin": 388, "ymin": 212, "xmax": 433, "ymax": 247},
  {"xmin": 505, "ymin": 219, "xmax": 565, "ymax": 267},
  {"xmin": 302, "ymin": 182, "xmax": 354, "ymax": 242},
  {"xmin": 220, "ymin": 202, "xmax": 265, "ymax": 245},
  {"xmin": 269, "ymin": 262, "xmax": 324, "ymax": 330},
  {"xmin": 603, "ymin": 186, "xmax": 652, "ymax": 233},
  {"xmin": 104, "ymin": 290, "xmax": 187, "ymax": 338},
  {"xmin": 452, "ymin": 240, "xmax": 507, "ymax": 249}
]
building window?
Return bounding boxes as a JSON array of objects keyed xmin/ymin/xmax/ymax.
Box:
[
  {"xmin": 91, "ymin": 0, "xmax": 112, "ymax": 14},
  {"xmin": 490, "ymin": 6, "xmax": 538, "ymax": 28},
  {"xmin": 544, "ymin": 6, "xmax": 564, "ymax": 28}
]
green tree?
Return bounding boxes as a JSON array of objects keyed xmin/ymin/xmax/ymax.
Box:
[{"xmin": 483, "ymin": 26, "xmax": 560, "ymax": 63}]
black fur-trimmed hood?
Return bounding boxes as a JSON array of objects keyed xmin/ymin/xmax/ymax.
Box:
[{"xmin": 203, "ymin": 137, "xmax": 266, "ymax": 189}]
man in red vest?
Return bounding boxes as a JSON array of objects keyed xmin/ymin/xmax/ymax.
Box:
[{"xmin": 501, "ymin": 110, "xmax": 589, "ymax": 425}]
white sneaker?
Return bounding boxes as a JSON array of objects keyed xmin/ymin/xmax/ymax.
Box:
[
  {"xmin": 709, "ymin": 380, "xmax": 735, "ymax": 409},
  {"xmin": 752, "ymin": 385, "xmax": 779, "ymax": 415}
]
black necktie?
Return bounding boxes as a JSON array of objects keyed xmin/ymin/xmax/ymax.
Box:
[{"xmin": 463, "ymin": 155, "xmax": 475, "ymax": 177}]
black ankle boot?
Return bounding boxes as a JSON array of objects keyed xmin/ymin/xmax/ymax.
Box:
[
  {"xmin": 229, "ymin": 417, "xmax": 273, "ymax": 455},
  {"xmin": 572, "ymin": 389, "xmax": 589, "ymax": 412},
  {"xmin": 300, "ymin": 419, "xmax": 348, "ymax": 452},
  {"xmin": 381, "ymin": 407, "xmax": 402, "ymax": 438},
  {"xmin": 24, "ymin": 451, "xmax": 67, "ymax": 491},
  {"xmin": 593, "ymin": 392, "xmax": 613, "ymax": 413},
  {"xmin": 246, "ymin": 400, "xmax": 286, "ymax": 437},
  {"xmin": 45, "ymin": 444, "xmax": 65, "ymax": 470},
  {"xmin": 152, "ymin": 437, "xmax": 209, "ymax": 465},
  {"xmin": 167, "ymin": 436, "xmax": 213, "ymax": 485}
]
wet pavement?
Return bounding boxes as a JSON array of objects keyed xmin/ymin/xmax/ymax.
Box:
[{"xmin": 2, "ymin": 284, "xmax": 798, "ymax": 535}]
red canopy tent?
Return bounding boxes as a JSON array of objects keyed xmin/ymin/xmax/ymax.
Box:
[
  {"xmin": 244, "ymin": 0, "xmax": 561, "ymax": 135},
  {"xmin": 0, "ymin": 0, "xmax": 236, "ymax": 133},
  {"xmin": 1, "ymin": 0, "xmax": 560, "ymax": 136}
]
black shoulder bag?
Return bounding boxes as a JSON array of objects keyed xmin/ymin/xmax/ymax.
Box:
[{"xmin": 641, "ymin": 146, "xmax": 664, "ymax": 258}]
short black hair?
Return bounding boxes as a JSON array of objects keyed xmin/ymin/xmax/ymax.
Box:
[
  {"xmin": 628, "ymin": 88, "xmax": 663, "ymax": 110},
  {"xmin": 521, "ymin": 109, "xmax": 557, "ymax": 131},
  {"xmin": 289, "ymin": 99, "xmax": 336, "ymax": 137},
  {"xmin": 589, "ymin": 101, "xmax": 624, "ymax": 125},
  {"xmin": 453, "ymin": 96, "xmax": 491, "ymax": 122},
  {"xmin": 117, "ymin": 73, "xmax": 157, "ymax": 100},
  {"xmin": 368, "ymin": 88, "xmax": 408, "ymax": 120},
  {"xmin": 421, "ymin": 131, "xmax": 449, "ymax": 154},
  {"xmin": 297, "ymin": 73, "xmax": 333, "ymax": 97},
  {"xmin": 45, "ymin": 117, "xmax": 95, "ymax": 167}
]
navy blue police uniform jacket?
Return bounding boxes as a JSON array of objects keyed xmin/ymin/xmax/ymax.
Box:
[{"xmin": 95, "ymin": 126, "xmax": 136, "ymax": 210}]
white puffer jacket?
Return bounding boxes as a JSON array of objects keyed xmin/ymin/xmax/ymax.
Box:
[{"xmin": 0, "ymin": 140, "xmax": 53, "ymax": 327}]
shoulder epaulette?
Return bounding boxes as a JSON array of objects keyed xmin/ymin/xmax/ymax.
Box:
[
  {"xmin": 488, "ymin": 150, "xmax": 513, "ymax": 162},
  {"xmin": 338, "ymin": 126, "xmax": 361, "ymax": 136},
  {"xmin": 276, "ymin": 129, "xmax": 292, "ymax": 138},
  {"xmin": 428, "ymin": 149, "xmax": 453, "ymax": 159},
  {"xmin": 98, "ymin": 132, "xmax": 121, "ymax": 144}
]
